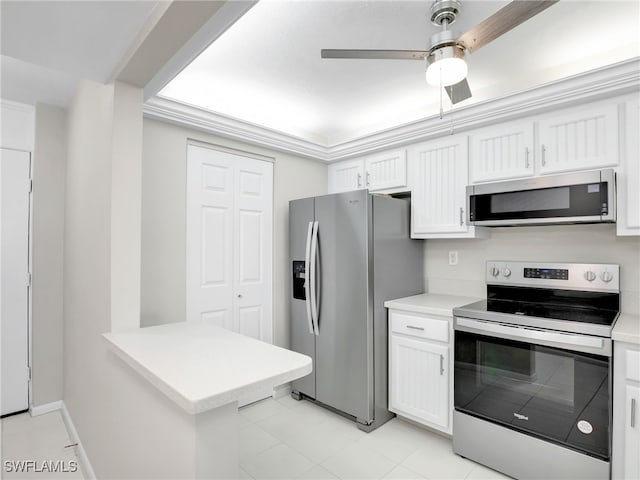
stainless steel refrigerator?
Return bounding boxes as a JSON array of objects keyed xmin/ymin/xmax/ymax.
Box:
[{"xmin": 289, "ymin": 190, "xmax": 424, "ymax": 432}]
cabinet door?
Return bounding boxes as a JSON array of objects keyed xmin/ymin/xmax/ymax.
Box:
[
  {"xmin": 390, "ymin": 335, "xmax": 449, "ymax": 430},
  {"xmin": 469, "ymin": 121, "xmax": 534, "ymax": 183},
  {"xmin": 409, "ymin": 136, "xmax": 470, "ymax": 236},
  {"xmin": 538, "ymin": 103, "xmax": 619, "ymax": 174},
  {"xmin": 622, "ymin": 384, "xmax": 640, "ymax": 480},
  {"xmin": 364, "ymin": 149, "xmax": 407, "ymax": 191},
  {"xmin": 617, "ymin": 98, "xmax": 640, "ymax": 236},
  {"xmin": 328, "ymin": 159, "xmax": 364, "ymax": 193}
]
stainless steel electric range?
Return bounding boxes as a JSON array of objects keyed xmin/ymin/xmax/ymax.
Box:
[{"xmin": 453, "ymin": 261, "xmax": 620, "ymax": 480}]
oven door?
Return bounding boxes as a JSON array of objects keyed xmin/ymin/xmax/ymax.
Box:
[{"xmin": 454, "ymin": 317, "xmax": 612, "ymax": 461}]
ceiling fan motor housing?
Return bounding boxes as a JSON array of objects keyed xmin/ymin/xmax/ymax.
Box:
[{"xmin": 430, "ymin": 0, "xmax": 461, "ymax": 27}]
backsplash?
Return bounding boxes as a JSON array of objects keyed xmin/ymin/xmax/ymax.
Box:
[{"xmin": 424, "ymin": 223, "xmax": 640, "ymax": 314}]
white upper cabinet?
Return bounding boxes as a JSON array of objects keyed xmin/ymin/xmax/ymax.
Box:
[
  {"xmin": 617, "ymin": 97, "xmax": 640, "ymax": 236},
  {"xmin": 538, "ymin": 102, "xmax": 619, "ymax": 175},
  {"xmin": 409, "ymin": 135, "xmax": 487, "ymax": 238},
  {"xmin": 328, "ymin": 158, "xmax": 364, "ymax": 193},
  {"xmin": 365, "ymin": 149, "xmax": 407, "ymax": 191},
  {"xmin": 469, "ymin": 121, "xmax": 535, "ymax": 183},
  {"xmin": 327, "ymin": 149, "xmax": 407, "ymax": 194}
]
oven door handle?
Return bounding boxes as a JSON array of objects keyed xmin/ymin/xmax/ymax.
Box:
[{"xmin": 455, "ymin": 317, "xmax": 612, "ymax": 357}]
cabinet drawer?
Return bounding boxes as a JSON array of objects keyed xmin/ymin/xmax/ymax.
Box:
[
  {"xmin": 626, "ymin": 349, "xmax": 640, "ymax": 382},
  {"xmin": 390, "ymin": 311, "xmax": 449, "ymax": 342}
]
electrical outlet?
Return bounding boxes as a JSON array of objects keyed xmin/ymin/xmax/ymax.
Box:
[{"xmin": 448, "ymin": 251, "xmax": 458, "ymax": 266}]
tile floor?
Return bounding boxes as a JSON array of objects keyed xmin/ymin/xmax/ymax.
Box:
[
  {"xmin": 238, "ymin": 396, "xmax": 511, "ymax": 479},
  {"xmin": 1, "ymin": 399, "xmax": 510, "ymax": 479},
  {"xmin": 1, "ymin": 410, "xmax": 83, "ymax": 479}
]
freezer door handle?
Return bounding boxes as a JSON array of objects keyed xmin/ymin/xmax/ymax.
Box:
[
  {"xmin": 304, "ymin": 221, "xmax": 315, "ymax": 335},
  {"xmin": 309, "ymin": 221, "xmax": 320, "ymax": 335}
]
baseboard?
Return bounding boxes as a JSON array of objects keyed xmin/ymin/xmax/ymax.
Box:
[
  {"xmin": 29, "ymin": 401, "xmax": 63, "ymax": 417},
  {"xmin": 272, "ymin": 383, "xmax": 291, "ymax": 399},
  {"xmin": 60, "ymin": 402, "xmax": 96, "ymax": 480}
]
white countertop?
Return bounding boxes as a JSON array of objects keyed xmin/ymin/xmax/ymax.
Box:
[
  {"xmin": 384, "ymin": 293, "xmax": 481, "ymax": 317},
  {"xmin": 103, "ymin": 320, "xmax": 312, "ymax": 415},
  {"xmin": 612, "ymin": 313, "xmax": 640, "ymax": 345}
]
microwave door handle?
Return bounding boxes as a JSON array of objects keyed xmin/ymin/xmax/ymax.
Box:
[
  {"xmin": 455, "ymin": 317, "xmax": 611, "ymax": 356},
  {"xmin": 304, "ymin": 221, "xmax": 314, "ymax": 335},
  {"xmin": 309, "ymin": 221, "xmax": 320, "ymax": 336}
]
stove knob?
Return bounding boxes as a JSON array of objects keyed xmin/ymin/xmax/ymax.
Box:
[
  {"xmin": 503, "ymin": 268, "xmax": 512, "ymax": 278},
  {"xmin": 584, "ymin": 271, "xmax": 597, "ymax": 282},
  {"xmin": 490, "ymin": 267, "xmax": 500, "ymax": 277},
  {"xmin": 601, "ymin": 271, "xmax": 614, "ymax": 283}
]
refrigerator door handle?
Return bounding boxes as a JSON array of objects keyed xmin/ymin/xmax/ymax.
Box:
[
  {"xmin": 304, "ymin": 221, "xmax": 315, "ymax": 335},
  {"xmin": 309, "ymin": 220, "xmax": 320, "ymax": 335}
]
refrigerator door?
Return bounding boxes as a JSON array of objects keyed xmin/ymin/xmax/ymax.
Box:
[
  {"xmin": 314, "ymin": 190, "xmax": 373, "ymax": 423},
  {"xmin": 289, "ymin": 197, "xmax": 316, "ymax": 398}
]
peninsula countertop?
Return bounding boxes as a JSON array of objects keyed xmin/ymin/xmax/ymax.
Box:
[{"xmin": 103, "ymin": 320, "xmax": 312, "ymax": 414}]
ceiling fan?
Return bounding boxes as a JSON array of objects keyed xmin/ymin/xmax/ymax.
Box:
[{"xmin": 321, "ymin": 0, "xmax": 558, "ymax": 105}]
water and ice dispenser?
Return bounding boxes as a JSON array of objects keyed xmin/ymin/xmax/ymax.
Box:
[{"xmin": 292, "ymin": 261, "xmax": 306, "ymax": 300}]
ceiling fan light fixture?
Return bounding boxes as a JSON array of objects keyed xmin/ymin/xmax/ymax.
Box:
[{"xmin": 425, "ymin": 45, "xmax": 467, "ymax": 87}]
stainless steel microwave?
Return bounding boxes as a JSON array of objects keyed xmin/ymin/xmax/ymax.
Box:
[{"xmin": 467, "ymin": 169, "xmax": 616, "ymax": 226}]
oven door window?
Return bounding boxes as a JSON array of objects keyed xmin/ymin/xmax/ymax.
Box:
[{"xmin": 454, "ymin": 330, "xmax": 610, "ymax": 460}]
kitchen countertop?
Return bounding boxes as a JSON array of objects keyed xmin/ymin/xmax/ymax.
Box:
[
  {"xmin": 384, "ymin": 293, "xmax": 481, "ymax": 317},
  {"xmin": 612, "ymin": 313, "xmax": 640, "ymax": 345},
  {"xmin": 103, "ymin": 320, "xmax": 312, "ymax": 415}
]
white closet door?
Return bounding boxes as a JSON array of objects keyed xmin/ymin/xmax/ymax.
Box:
[
  {"xmin": 1, "ymin": 148, "xmax": 31, "ymax": 416},
  {"xmin": 186, "ymin": 145, "xmax": 273, "ymax": 345},
  {"xmin": 234, "ymin": 158, "xmax": 273, "ymax": 344},
  {"xmin": 186, "ymin": 145, "xmax": 234, "ymax": 328}
]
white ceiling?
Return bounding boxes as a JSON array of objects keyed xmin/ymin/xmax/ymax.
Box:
[
  {"xmin": 0, "ymin": 1, "xmax": 160, "ymax": 106},
  {"xmin": 1, "ymin": 0, "xmax": 637, "ymax": 144},
  {"xmin": 159, "ymin": 0, "xmax": 640, "ymax": 146}
]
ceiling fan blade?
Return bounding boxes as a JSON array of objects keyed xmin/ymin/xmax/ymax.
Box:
[
  {"xmin": 457, "ymin": 0, "xmax": 559, "ymax": 53},
  {"xmin": 321, "ymin": 49, "xmax": 428, "ymax": 60},
  {"xmin": 445, "ymin": 78, "xmax": 472, "ymax": 105}
]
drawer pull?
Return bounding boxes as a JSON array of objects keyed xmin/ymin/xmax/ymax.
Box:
[
  {"xmin": 440, "ymin": 354, "xmax": 445, "ymax": 375},
  {"xmin": 632, "ymin": 398, "xmax": 637, "ymax": 428},
  {"xmin": 406, "ymin": 325, "xmax": 425, "ymax": 331}
]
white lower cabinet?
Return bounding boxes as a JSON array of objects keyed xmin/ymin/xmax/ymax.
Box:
[
  {"xmin": 389, "ymin": 310, "xmax": 451, "ymax": 433},
  {"xmin": 613, "ymin": 342, "xmax": 640, "ymax": 479}
]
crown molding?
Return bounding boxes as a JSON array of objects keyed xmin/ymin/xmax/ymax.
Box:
[
  {"xmin": 143, "ymin": 97, "xmax": 328, "ymax": 160},
  {"xmin": 143, "ymin": 57, "xmax": 640, "ymax": 162}
]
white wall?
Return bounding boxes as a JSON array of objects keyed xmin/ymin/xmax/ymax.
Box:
[
  {"xmin": 31, "ymin": 103, "xmax": 66, "ymax": 406},
  {"xmin": 141, "ymin": 118, "xmax": 327, "ymax": 348},
  {"xmin": 63, "ymin": 79, "xmax": 217, "ymax": 478},
  {"xmin": 425, "ymin": 224, "xmax": 640, "ymax": 314}
]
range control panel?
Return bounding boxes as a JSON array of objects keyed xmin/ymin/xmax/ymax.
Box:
[
  {"xmin": 486, "ymin": 261, "xmax": 620, "ymax": 293},
  {"xmin": 524, "ymin": 268, "xmax": 569, "ymax": 280}
]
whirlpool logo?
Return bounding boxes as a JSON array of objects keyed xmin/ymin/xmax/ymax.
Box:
[{"xmin": 513, "ymin": 412, "xmax": 529, "ymax": 421}]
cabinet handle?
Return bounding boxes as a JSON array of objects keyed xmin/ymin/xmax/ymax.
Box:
[
  {"xmin": 366, "ymin": 171, "xmax": 371, "ymax": 187},
  {"xmin": 632, "ymin": 398, "xmax": 637, "ymax": 428},
  {"xmin": 440, "ymin": 355, "xmax": 445, "ymax": 375},
  {"xmin": 406, "ymin": 325, "xmax": 425, "ymax": 331},
  {"xmin": 525, "ymin": 147, "xmax": 530, "ymax": 169},
  {"xmin": 357, "ymin": 173, "xmax": 362, "ymax": 188},
  {"xmin": 459, "ymin": 207, "xmax": 464, "ymax": 226},
  {"xmin": 541, "ymin": 144, "xmax": 546, "ymax": 166}
]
